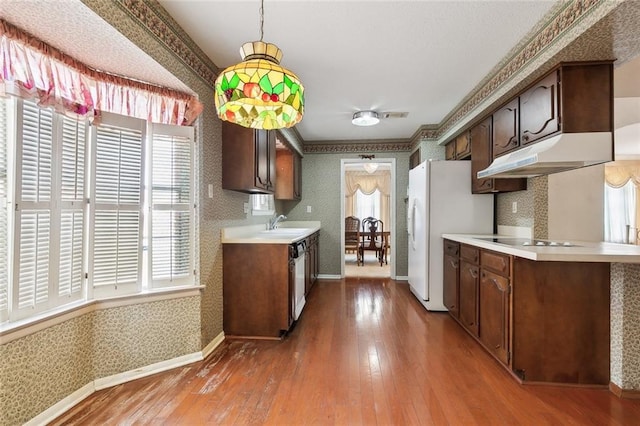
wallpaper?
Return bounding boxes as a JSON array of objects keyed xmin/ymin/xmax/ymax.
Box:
[
  {"xmin": 4, "ymin": 0, "xmax": 640, "ymax": 423},
  {"xmin": 0, "ymin": 296, "xmax": 200, "ymax": 425},
  {"xmin": 610, "ymin": 263, "xmax": 640, "ymax": 391}
]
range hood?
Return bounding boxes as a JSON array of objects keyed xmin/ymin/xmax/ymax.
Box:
[{"xmin": 477, "ymin": 132, "xmax": 613, "ymax": 179}]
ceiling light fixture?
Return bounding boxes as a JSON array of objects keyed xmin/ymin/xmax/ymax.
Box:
[
  {"xmin": 214, "ymin": 0, "xmax": 304, "ymax": 130},
  {"xmin": 352, "ymin": 110, "xmax": 380, "ymax": 126}
]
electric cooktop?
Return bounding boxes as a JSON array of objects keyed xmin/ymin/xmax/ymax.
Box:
[{"xmin": 475, "ymin": 237, "xmax": 581, "ymax": 247}]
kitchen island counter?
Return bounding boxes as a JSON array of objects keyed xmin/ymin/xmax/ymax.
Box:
[{"xmin": 442, "ymin": 234, "xmax": 640, "ymax": 263}]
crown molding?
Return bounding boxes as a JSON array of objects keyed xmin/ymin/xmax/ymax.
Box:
[
  {"xmin": 110, "ymin": 0, "xmax": 624, "ymax": 153},
  {"xmin": 304, "ymin": 140, "xmax": 412, "ymax": 154}
]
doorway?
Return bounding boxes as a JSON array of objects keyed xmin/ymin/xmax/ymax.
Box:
[{"xmin": 340, "ymin": 158, "xmax": 396, "ymax": 278}]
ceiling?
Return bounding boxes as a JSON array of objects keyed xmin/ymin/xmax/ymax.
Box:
[
  {"xmin": 0, "ymin": 0, "xmax": 561, "ymax": 144},
  {"xmin": 157, "ymin": 0, "xmax": 558, "ymax": 142},
  {"xmin": 4, "ymin": 0, "xmax": 640, "ymax": 150}
]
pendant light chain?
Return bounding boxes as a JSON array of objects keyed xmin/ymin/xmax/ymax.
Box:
[{"xmin": 259, "ymin": 0, "xmax": 265, "ymax": 41}]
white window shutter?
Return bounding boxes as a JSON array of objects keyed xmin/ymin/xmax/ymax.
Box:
[
  {"xmin": 149, "ymin": 123, "xmax": 194, "ymax": 288},
  {"xmin": 57, "ymin": 116, "xmax": 86, "ymax": 299},
  {"xmin": 0, "ymin": 98, "xmax": 9, "ymax": 322},
  {"xmin": 12, "ymin": 100, "xmax": 54, "ymax": 318},
  {"xmin": 90, "ymin": 113, "xmax": 145, "ymax": 297}
]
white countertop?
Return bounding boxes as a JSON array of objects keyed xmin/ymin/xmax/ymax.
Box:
[
  {"xmin": 442, "ymin": 234, "xmax": 640, "ymax": 263},
  {"xmin": 221, "ymin": 221, "xmax": 321, "ymax": 244}
]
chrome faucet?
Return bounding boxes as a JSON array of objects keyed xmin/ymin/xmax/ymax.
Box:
[{"xmin": 269, "ymin": 214, "xmax": 287, "ymax": 230}]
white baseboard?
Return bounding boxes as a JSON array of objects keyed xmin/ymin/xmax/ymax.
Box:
[
  {"xmin": 395, "ymin": 275, "xmax": 409, "ymax": 281},
  {"xmin": 26, "ymin": 332, "xmax": 226, "ymax": 425},
  {"xmin": 24, "ymin": 382, "xmax": 95, "ymax": 426},
  {"xmin": 94, "ymin": 351, "xmax": 203, "ymax": 390},
  {"xmin": 318, "ymin": 274, "xmax": 341, "ymax": 280},
  {"xmin": 202, "ymin": 331, "xmax": 225, "ymax": 359}
]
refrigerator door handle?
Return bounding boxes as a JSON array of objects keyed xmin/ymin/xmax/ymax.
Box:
[{"xmin": 410, "ymin": 200, "xmax": 417, "ymax": 249}]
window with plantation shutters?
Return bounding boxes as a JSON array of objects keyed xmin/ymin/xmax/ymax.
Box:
[
  {"xmin": 149, "ymin": 124, "xmax": 194, "ymax": 288},
  {"xmin": 89, "ymin": 113, "xmax": 145, "ymax": 297},
  {"xmin": 1, "ymin": 99, "xmax": 197, "ymax": 325},
  {"xmin": 0, "ymin": 98, "xmax": 9, "ymax": 322},
  {"xmin": 11, "ymin": 100, "xmax": 87, "ymax": 320}
]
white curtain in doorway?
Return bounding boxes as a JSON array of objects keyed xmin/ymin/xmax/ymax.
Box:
[
  {"xmin": 604, "ymin": 161, "xmax": 640, "ymax": 244},
  {"xmin": 345, "ymin": 170, "xmax": 391, "ymax": 227}
]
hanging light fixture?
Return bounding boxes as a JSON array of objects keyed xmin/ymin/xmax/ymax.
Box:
[{"xmin": 214, "ymin": 0, "xmax": 304, "ymax": 130}]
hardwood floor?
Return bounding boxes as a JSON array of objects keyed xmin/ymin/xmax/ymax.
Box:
[{"xmin": 52, "ymin": 279, "xmax": 640, "ymax": 425}]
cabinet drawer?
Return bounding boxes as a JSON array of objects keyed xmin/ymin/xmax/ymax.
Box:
[
  {"xmin": 481, "ymin": 250, "xmax": 510, "ymax": 275},
  {"xmin": 460, "ymin": 245, "xmax": 479, "ymax": 264},
  {"xmin": 444, "ymin": 240, "xmax": 460, "ymax": 257}
]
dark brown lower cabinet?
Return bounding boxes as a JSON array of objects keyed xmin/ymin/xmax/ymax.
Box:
[
  {"xmin": 443, "ymin": 239, "xmax": 610, "ymax": 386},
  {"xmin": 443, "ymin": 241, "xmax": 460, "ymax": 318},
  {"xmin": 223, "ymin": 243, "xmax": 292, "ymax": 339},
  {"xmin": 459, "ymin": 260, "xmax": 479, "ymax": 337}
]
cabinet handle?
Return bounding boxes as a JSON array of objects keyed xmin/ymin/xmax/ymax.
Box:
[
  {"xmin": 449, "ymin": 259, "xmax": 458, "ymax": 268},
  {"xmin": 470, "ymin": 269, "xmax": 478, "ymax": 279},
  {"xmin": 523, "ymin": 134, "xmax": 529, "ymax": 142},
  {"xmin": 510, "ymin": 138, "xmax": 517, "ymax": 145},
  {"xmin": 468, "ymin": 322, "xmax": 474, "ymax": 326},
  {"xmin": 495, "ymin": 344, "xmax": 501, "ymax": 349}
]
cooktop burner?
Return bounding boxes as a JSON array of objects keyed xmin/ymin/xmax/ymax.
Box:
[{"xmin": 475, "ymin": 237, "xmax": 580, "ymax": 247}]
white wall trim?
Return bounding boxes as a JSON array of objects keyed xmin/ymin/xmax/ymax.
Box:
[
  {"xmin": 395, "ymin": 275, "xmax": 409, "ymax": 281},
  {"xmin": 318, "ymin": 274, "xmax": 342, "ymax": 280},
  {"xmin": 24, "ymin": 382, "xmax": 96, "ymax": 426},
  {"xmin": 340, "ymin": 158, "xmax": 397, "ymax": 279},
  {"xmin": 94, "ymin": 352, "xmax": 204, "ymax": 390},
  {"xmin": 202, "ymin": 331, "xmax": 225, "ymax": 360},
  {"xmin": 25, "ymin": 332, "xmax": 226, "ymax": 425}
]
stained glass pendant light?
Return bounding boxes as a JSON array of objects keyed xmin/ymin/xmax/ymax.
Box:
[{"xmin": 214, "ymin": 0, "xmax": 304, "ymax": 130}]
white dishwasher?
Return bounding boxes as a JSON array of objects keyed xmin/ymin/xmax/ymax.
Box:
[{"xmin": 291, "ymin": 240, "xmax": 306, "ymax": 320}]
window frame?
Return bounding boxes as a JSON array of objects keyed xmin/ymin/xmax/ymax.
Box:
[{"xmin": 0, "ymin": 98, "xmax": 198, "ymax": 325}]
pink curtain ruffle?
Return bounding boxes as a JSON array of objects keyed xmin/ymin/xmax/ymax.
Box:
[{"xmin": 0, "ymin": 18, "xmax": 203, "ymax": 125}]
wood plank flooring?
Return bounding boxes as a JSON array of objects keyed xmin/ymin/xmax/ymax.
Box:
[{"xmin": 51, "ymin": 278, "xmax": 640, "ymax": 425}]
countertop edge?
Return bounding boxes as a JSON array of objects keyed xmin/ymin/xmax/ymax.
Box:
[
  {"xmin": 222, "ymin": 226, "xmax": 321, "ymax": 244},
  {"xmin": 442, "ymin": 234, "xmax": 640, "ymax": 263}
]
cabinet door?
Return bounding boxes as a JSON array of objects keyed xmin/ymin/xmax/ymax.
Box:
[
  {"xmin": 470, "ymin": 117, "xmax": 494, "ymax": 193},
  {"xmin": 455, "ymin": 132, "xmax": 471, "ymax": 159},
  {"xmin": 459, "ymin": 261, "xmax": 479, "ymax": 337},
  {"xmin": 479, "ymin": 269, "xmax": 510, "ymax": 365},
  {"xmin": 520, "ymin": 70, "xmax": 560, "ymax": 145},
  {"xmin": 293, "ymin": 152, "xmax": 302, "ymax": 199},
  {"xmin": 443, "ymin": 254, "xmax": 459, "ymax": 318},
  {"xmin": 445, "ymin": 140, "xmax": 456, "ymax": 160},
  {"xmin": 492, "ymin": 98, "xmax": 519, "ymax": 158},
  {"xmin": 254, "ymin": 130, "xmax": 275, "ymax": 190}
]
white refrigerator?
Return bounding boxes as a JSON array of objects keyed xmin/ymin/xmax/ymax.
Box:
[{"xmin": 407, "ymin": 160, "xmax": 493, "ymax": 311}]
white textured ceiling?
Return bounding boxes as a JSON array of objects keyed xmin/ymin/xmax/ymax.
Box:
[
  {"xmin": 158, "ymin": 0, "xmax": 558, "ymax": 142},
  {"xmin": 1, "ymin": 0, "xmax": 558, "ymax": 143}
]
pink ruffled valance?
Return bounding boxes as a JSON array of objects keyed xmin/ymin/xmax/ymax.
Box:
[{"xmin": 0, "ymin": 18, "xmax": 203, "ymax": 125}]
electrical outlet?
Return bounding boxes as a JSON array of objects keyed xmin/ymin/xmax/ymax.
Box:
[
  {"xmin": 512, "ymin": 201, "xmax": 518, "ymax": 213},
  {"xmin": 243, "ymin": 202, "xmax": 249, "ymax": 214},
  {"xmin": 306, "ymin": 205, "xmax": 312, "ymax": 213}
]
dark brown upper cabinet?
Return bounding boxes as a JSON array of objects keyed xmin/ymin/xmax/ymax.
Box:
[
  {"xmin": 222, "ymin": 122, "xmax": 276, "ymax": 194},
  {"xmin": 275, "ymin": 143, "xmax": 302, "ymax": 201},
  {"xmin": 492, "ymin": 97, "xmax": 520, "ymax": 158},
  {"xmin": 471, "ymin": 117, "xmax": 526, "ymax": 194}
]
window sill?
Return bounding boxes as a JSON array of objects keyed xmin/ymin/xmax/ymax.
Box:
[{"xmin": 0, "ymin": 285, "xmax": 204, "ymax": 344}]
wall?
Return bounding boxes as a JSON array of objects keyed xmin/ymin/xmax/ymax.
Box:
[
  {"xmin": 0, "ymin": 1, "xmax": 262, "ymax": 423},
  {"xmin": 548, "ymin": 164, "xmax": 605, "ymax": 242},
  {"xmin": 282, "ymin": 149, "xmax": 412, "ymax": 277}
]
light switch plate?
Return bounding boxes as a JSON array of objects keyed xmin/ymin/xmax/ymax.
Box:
[
  {"xmin": 306, "ymin": 205, "xmax": 312, "ymax": 213},
  {"xmin": 243, "ymin": 202, "xmax": 249, "ymax": 214},
  {"xmin": 208, "ymin": 184, "xmax": 213, "ymax": 199}
]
